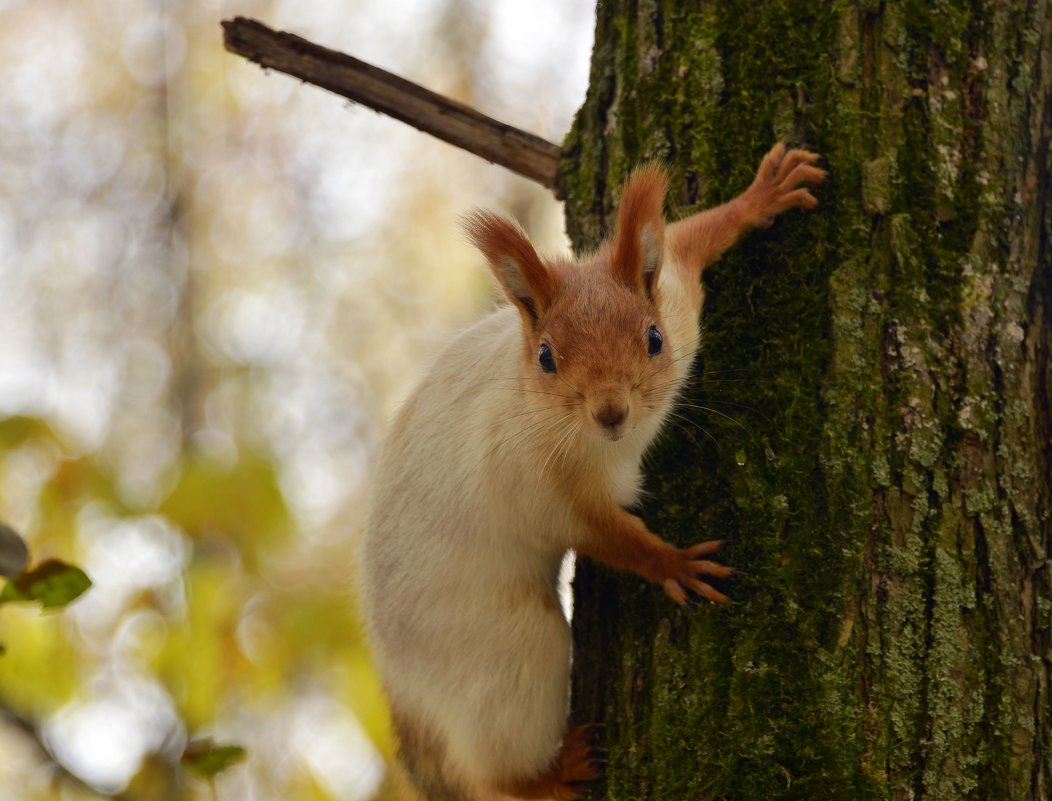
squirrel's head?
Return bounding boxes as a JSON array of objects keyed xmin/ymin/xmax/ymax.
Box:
[{"xmin": 465, "ymin": 165, "xmax": 672, "ymax": 443}]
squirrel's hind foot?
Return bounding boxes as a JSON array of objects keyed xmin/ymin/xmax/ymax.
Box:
[{"xmin": 494, "ymin": 723, "xmax": 603, "ymax": 801}]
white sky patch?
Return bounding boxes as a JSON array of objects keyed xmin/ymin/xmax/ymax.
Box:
[
  {"xmin": 73, "ymin": 511, "xmax": 191, "ymax": 633},
  {"xmin": 280, "ymin": 443, "xmax": 363, "ymax": 531},
  {"xmin": 205, "ymin": 287, "xmax": 308, "ymax": 367},
  {"xmin": 290, "ymin": 693, "xmax": 385, "ymax": 801},
  {"xmin": 44, "ymin": 674, "xmax": 181, "ymax": 794},
  {"xmin": 481, "ymin": 0, "xmax": 594, "ymax": 138}
]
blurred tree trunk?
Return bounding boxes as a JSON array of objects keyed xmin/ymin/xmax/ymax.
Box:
[{"xmin": 558, "ymin": 2, "xmax": 1051, "ymax": 799}]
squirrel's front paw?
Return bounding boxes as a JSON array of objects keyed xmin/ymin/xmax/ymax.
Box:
[
  {"xmin": 660, "ymin": 540, "xmax": 733, "ymax": 606},
  {"xmin": 742, "ymin": 142, "xmax": 826, "ymax": 228}
]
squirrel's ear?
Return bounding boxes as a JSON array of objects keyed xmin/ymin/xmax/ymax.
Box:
[
  {"xmin": 611, "ymin": 163, "xmax": 668, "ymax": 300},
  {"xmin": 463, "ymin": 211, "xmax": 557, "ymax": 324}
]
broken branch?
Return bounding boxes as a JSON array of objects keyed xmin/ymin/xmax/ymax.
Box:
[{"xmin": 221, "ymin": 17, "xmax": 563, "ymax": 193}]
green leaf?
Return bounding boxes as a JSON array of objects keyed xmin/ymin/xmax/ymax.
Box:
[
  {"xmin": 181, "ymin": 738, "xmax": 247, "ymax": 779},
  {"xmin": 0, "ymin": 523, "xmax": 29, "ymax": 577},
  {"xmin": 0, "ymin": 559, "xmax": 92, "ymax": 608}
]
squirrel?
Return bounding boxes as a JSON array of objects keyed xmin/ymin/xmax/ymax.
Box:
[{"xmin": 358, "ymin": 143, "xmax": 825, "ymax": 801}]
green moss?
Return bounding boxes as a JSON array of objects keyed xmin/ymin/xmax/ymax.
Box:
[{"xmin": 862, "ymin": 157, "xmax": 894, "ymax": 215}]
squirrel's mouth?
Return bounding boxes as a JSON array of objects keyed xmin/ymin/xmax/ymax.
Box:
[{"xmin": 583, "ymin": 424, "xmax": 626, "ymax": 442}]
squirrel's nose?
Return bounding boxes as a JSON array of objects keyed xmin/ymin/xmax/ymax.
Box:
[{"xmin": 593, "ymin": 404, "xmax": 627, "ymax": 429}]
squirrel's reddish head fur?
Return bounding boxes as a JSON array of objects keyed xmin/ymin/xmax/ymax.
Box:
[{"xmin": 465, "ymin": 165, "xmax": 671, "ymax": 442}]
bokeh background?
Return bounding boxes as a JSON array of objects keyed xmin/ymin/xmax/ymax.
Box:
[{"xmin": 0, "ymin": 1, "xmax": 592, "ymax": 798}]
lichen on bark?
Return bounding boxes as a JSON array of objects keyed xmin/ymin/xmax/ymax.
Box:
[{"xmin": 559, "ymin": 2, "xmax": 1052, "ymax": 799}]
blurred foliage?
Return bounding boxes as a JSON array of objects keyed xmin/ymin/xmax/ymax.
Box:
[
  {"xmin": 180, "ymin": 738, "xmax": 246, "ymax": 779},
  {"xmin": 0, "ymin": 0, "xmax": 590, "ymax": 799},
  {"xmin": 0, "ymin": 602, "xmax": 83, "ymax": 714},
  {"xmin": 159, "ymin": 450, "xmax": 290, "ymax": 566}
]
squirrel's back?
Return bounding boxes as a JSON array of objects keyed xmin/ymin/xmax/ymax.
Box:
[{"xmin": 359, "ymin": 305, "xmax": 575, "ymax": 798}]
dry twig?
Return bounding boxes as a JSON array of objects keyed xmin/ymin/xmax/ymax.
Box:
[{"xmin": 221, "ymin": 17, "xmax": 563, "ymax": 193}]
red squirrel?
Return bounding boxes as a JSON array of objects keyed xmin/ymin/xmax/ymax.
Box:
[{"xmin": 358, "ymin": 144, "xmax": 825, "ymax": 800}]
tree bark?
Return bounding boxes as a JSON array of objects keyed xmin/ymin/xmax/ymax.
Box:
[{"xmin": 560, "ymin": 2, "xmax": 1051, "ymax": 800}]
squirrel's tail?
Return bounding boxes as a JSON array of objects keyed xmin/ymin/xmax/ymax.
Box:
[{"xmin": 386, "ymin": 707, "xmax": 476, "ymax": 801}]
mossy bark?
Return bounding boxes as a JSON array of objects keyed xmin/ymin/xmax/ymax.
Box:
[{"xmin": 558, "ymin": 2, "xmax": 1052, "ymax": 799}]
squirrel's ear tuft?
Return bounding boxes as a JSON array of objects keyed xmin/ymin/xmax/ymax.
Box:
[
  {"xmin": 611, "ymin": 163, "xmax": 668, "ymax": 300},
  {"xmin": 463, "ymin": 211, "xmax": 556, "ymax": 324}
]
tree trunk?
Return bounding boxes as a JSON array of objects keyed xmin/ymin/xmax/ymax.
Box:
[{"xmin": 558, "ymin": 2, "xmax": 1051, "ymax": 799}]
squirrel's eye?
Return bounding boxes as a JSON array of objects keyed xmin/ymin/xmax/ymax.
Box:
[
  {"xmin": 538, "ymin": 343, "xmax": 557, "ymax": 373},
  {"xmin": 647, "ymin": 325, "xmax": 663, "ymax": 357}
]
